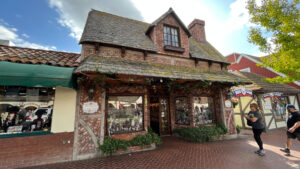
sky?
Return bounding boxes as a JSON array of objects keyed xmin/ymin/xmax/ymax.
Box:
[{"xmin": 0, "ymin": 0, "xmax": 264, "ymax": 56}]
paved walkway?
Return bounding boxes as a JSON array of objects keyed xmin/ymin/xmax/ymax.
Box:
[{"xmin": 23, "ymin": 129, "xmax": 300, "ymax": 169}]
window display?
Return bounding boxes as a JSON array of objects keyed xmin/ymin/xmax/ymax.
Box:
[
  {"xmin": 0, "ymin": 86, "xmax": 55, "ymax": 134},
  {"xmin": 261, "ymin": 96, "xmax": 287, "ymax": 121},
  {"xmin": 107, "ymin": 96, "xmax": 144, "ymax": 134},
  {"xmin": 193, "ymin": 97, "xmax": 214, "ymax": 125},
  {"xmin": 175, "ymin": 97, "xmax": 190, "ymax": 125}
]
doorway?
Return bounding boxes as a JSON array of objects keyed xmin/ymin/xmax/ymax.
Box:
[{"xmin": 150, "ymin": 96, "xmax": 171, "ymax": 136}]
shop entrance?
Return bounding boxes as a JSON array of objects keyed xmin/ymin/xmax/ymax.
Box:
[{"xmin": 149, "ymin": 86, "xmax": 171, "ymax": 136}]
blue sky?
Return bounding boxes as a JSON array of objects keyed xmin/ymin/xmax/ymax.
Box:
[{"xmin": 0, "ymin": 0, "xmax": 263, "ymax": 56}]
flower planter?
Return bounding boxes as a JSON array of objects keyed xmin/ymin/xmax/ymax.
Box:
[{"xmin": 115, "ymin": 143, "xmax": 156, "ymax": 155}]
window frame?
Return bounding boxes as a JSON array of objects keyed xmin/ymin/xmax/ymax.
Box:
[
  {"xmin": 105, "ymin": 94, "xmax": 145, "ymax": 135},
  {"xmin": 174, "ymin": 96, "xmax": 190, "ymax": 125},
  {"xmin": 192, "ymin": 96, "xmax": 215, "ymax": 125},
  {"xmin": 163, "ymin": 24, "xmax": 181, "ymax": 48}
]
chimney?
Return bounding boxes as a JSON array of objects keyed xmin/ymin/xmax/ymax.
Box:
[{"xmin": 188, "ymin": 19, "xmax": 206, "ymax": 42}]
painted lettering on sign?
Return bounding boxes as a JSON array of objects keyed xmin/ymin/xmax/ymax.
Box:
[
  {"xmin": 82, "ymin": 102, "xmax": 99, "ymax": 114},
  {"xmin": 234, "ymin": 89, "xmax": 254, "ymax": 98},
  {"xmin": 263, "ymin": 92, "xmax": 282, "ymax": 99}
]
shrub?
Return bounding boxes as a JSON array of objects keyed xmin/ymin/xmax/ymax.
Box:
[
  {"xmin": 173, "ymin": 123, "xmax": 228, "ymax": 143},
  {"xmin": 216, "ymin": 122, "xmax": 228, "ymax": 135},
  {"xmin": 99, "ymin": 130, "xmax": 162, "ymax": 156}
]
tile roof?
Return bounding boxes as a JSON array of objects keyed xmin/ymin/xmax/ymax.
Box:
[
  {"xmin": 79, "ymin": 10, "xmax": 157, "ymax": 52},
  {"xmin": 75, "ymin": 56, "xmax": 250, "ymax": 84},
  {"xmin": 239, "ymin": 72, "xmax": 299, "ymax": 94},
  {"xmin": 0, "ymin": 45, "xmax": 80, "ymax": 67},
  {"xmin": 189, "ymin": 38, "xmax": 230, "ymax": 64}
]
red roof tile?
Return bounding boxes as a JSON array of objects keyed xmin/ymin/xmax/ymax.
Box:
[{"xmin": 0, "ymin": 45, "xmax": 80, "ymax": 67}]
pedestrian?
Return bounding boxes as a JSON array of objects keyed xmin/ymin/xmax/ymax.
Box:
[
  {"xmin": 280, "ymin": 104, "xmax": 300, "ymax": 156},
  {"xmin": 245, "ymin": 103, "xmax": 265, "ymax": 156}
]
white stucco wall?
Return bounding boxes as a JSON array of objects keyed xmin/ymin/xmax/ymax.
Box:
[{"xmin": 51, "ymin": 87, "xmax": 77, "ymax": 133}]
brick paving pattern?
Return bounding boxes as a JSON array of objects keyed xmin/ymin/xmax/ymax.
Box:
[{"xmin": 22, "ymin": 129, "xmax": 300, "ymax": 169}]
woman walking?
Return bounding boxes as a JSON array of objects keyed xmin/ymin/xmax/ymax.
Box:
[{"xmin": 245, "ymin": 103, "xmax": 265, "ymax": 156}]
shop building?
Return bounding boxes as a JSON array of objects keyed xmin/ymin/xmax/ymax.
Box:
[
  {"xmin": 232, "ymin": 72, "xmax": 300, "ymax": 131},
  {"xmin": 0, "ymin": 45, "xmax": 80, "ymax": 168},
  {"xmin": 72, "ymin": 8, "xmax": 249, "ymax": 160},
  {"xmin": 225, "ymin": 53, "xmax": 300, "ymax": 100}
]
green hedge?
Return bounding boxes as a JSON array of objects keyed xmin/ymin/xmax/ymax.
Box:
[
  {"xmin": 173, "ymin": 122, "xmax": 227, "ymax": 143},
  {"xmin": 99, "ymin": 130, "xmax": 162, "ymax": 156}
]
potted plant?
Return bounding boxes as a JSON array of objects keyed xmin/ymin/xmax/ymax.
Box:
[
  {"xmin": 232, "ymin": 98, "xmax": 239, "ymax": 108},
  {"xmin": 236, "ymin": 125, "xmax": 242, "ymax": 134}
]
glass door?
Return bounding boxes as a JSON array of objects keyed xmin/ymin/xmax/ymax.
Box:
[{"xmin": 160, "ymin": 98, "xmax": 170, "ymax": 135}]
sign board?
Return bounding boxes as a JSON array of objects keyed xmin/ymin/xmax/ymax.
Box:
[
  {"xmin": 263, "ymin": 92, "xmax": 282, "ymax": 99},
  {"xmin": 264, "ymin": 101, "xmax": 272, "ymax": 110},
  {"xmin": 234, "ymin": 88, "xmax": 254, "ymax": 98},
  {"xmin": 7, "ymin": 125, "xmax": 23, "ymax": 134},
  {"xmin": 82, "ymin": 102, "xmax": 99, "ymax": 114},
  {"xmin": 225, "ymin": 100, "xmax": 232, "ymax": 108}
]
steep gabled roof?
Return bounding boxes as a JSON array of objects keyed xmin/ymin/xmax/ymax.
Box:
[
  {"xmin": 79, "ymin": 10, "xmax": 157, "ymax": 52},
  {"xmin": 189, "ymin": 38, "xmax": 230, "ymax": 64},
  {"xmin": 0, "ymin": 45, "xmax": 80, "ymax": 67},
  {"xmin": 145, "ymin": 8, "xmax": 191, "ymax": 37}
]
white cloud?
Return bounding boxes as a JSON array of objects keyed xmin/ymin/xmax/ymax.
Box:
[
  {"xmin": 48, "ymin": 0, "xmax": 143, "ymax": 40},
  {"xmin": 22, "ymin": 33, "xmax": 29, "ymax": 38},
  {"xmin": 0, "ymin": 24, "xmax": 56, "ymax": 50},
  {"xmin": 48, "ymin": 0, "xmax": 261, "ymax": 56}
]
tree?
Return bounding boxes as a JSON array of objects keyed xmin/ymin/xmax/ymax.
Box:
[{"xmin": 247, "ymin": 0, "xmax": 300, "ymax": 83}]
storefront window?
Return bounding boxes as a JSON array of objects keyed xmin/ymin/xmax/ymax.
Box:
[
  {"xmin": 175, "ymin": 97, "xmax": 190, "ymax": 125},
  {"xmin": 271, "ymin": 97, "xmax": 287, "ymax": 121},
  {"xmin": 107, "ymin": 96, "xmax": 144, "ymax": 134},
  {"xmin": 0, "ymin": 86, "xmax": 55, "ymax": 134},
  {"xmin": 193, "ymin": 97, "xmax": 214, "ymax": 125},
  {"xmin": 261, "ymin": 96, "xmax": 287, "ymax": 121}
]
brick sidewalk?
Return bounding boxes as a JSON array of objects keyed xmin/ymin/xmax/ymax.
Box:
[{"xmin": 22, "ymin": 129, "xmax": 300, "ymax": 169}]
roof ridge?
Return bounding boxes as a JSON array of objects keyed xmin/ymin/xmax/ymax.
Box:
[
  {"xmin": 90, "ymin": 9, "xmax": 149, "ymax": 26},
  {"xmin": 0, "ymin": 44, "xmax": 80, "ymax": 55}
]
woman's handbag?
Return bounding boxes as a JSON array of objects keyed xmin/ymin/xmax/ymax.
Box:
[{"xmin": 247, "ymin": 119, "xmax": 252, "ymax": 126}]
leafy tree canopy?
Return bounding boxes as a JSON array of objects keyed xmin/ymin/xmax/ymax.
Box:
[{"xmin": 247, "ymin": 0, "xmax": 300, "ymax": 83}]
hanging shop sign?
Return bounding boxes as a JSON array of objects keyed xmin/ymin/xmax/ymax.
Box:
[
  {"xmin": 225, "ymin": 100, "xmax": 232, "ymax": 108},
  {"xmin": 234, "ymin": 88, "xmax": 254, "ymax": 98},
  {"xmin": 263, "ymin": 92, "xmax": 282, "ymax": 99},
  {"xmin": 82, "ymin": 101, "xmax": 99, "ymax": 114}
]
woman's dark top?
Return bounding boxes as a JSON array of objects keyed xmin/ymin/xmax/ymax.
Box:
[{"xmin": 248, "ymin": 110, "xmax": 265, "ymax": 129}]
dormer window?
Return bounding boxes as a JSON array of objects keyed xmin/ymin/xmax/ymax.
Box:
[{"xmin": 164, "ymin": 26, "xmax": 180, "ymax": 47}]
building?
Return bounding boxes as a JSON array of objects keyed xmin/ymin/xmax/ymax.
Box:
[
  {"xmin": 72, "ymin": 8, "xmax": 249, "ymax": 160},
  {"xmin": 0, "ymin": 44, "xmax": 80, "ymax": 168},
  {"xmin": 226, "ymin": 53, "xmax": 300, "ymax": 92},
  {"xmin": 232, "ymin": 71, "xmax": 299, "ymax": 131}
]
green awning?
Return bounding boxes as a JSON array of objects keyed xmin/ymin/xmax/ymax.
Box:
[{"xmin": 0, "ymin": 61, "xmax": 75, "ymax": 88}]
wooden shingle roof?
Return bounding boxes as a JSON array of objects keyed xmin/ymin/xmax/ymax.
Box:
[
  {"xmin": 239, "ymin": 72, "xmax": 300, "ymax": 94},
  {"xmin": 80, "ymin": 9, "xmax": 229, "ymax": 64},
  {"xmin": 79, "ymin": 10, "xmax": 157, "ymax": 52},
  {"xmin": 75, "ymin": 56, "xmax": 250, "ymax": 84},
  {"xmin": 0, "ymin": 45, "xmax": 80, "ymax": 67}
]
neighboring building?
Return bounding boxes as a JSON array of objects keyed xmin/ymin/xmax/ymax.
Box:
[
  {"xmin": 226, "ymin": 53, "xmax": 300, "ymax": 91},
  {"xmin": 0, "ymin": 44, "xmax": 80, "ymax": 168},
  {"xmin": 232, "ymin": 71, "xmax": 300, "ymax": 131},
  {"xmin": 73, "ymin": 8, "xmax": 249, "ymax": 160}
]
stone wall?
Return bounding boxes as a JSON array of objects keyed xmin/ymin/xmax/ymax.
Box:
[{"xmin": 73, "ymin": 81, "xmax": 105, "ymax": 160}]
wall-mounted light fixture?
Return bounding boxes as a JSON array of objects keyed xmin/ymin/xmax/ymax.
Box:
[
  {"xmin": 226, "ymin": 89, "xmax": 233, "ymax": 100},
  {"xmin": 88, "ymin": 84, "xmax": 95, "ymax": 100}
]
